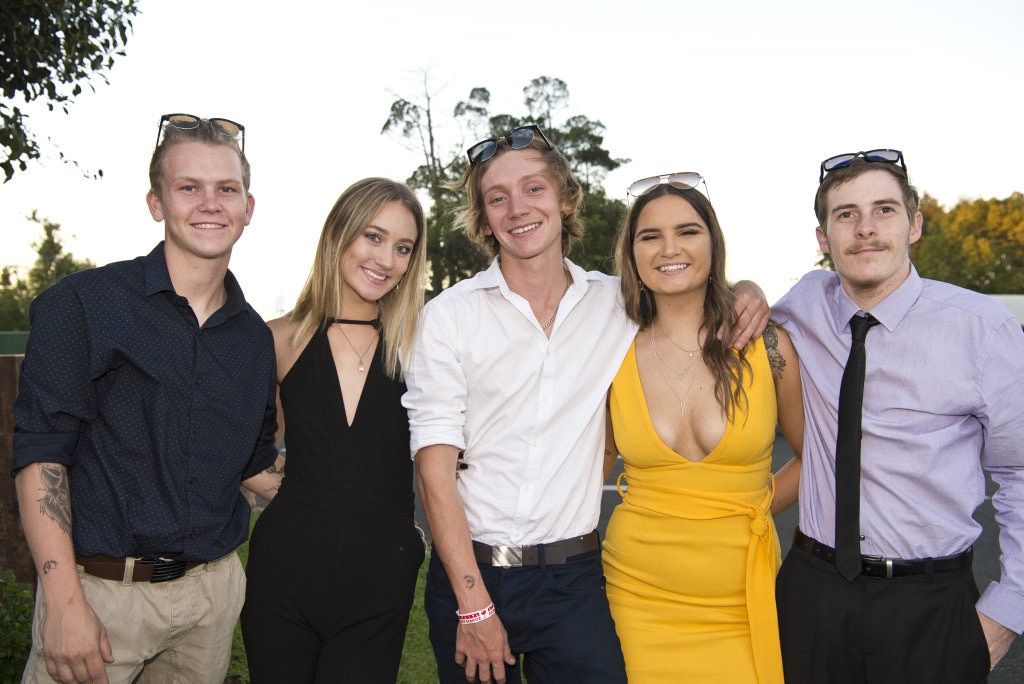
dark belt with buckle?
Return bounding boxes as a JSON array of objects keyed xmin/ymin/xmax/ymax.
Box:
[
  {"xmin": 792, "ymin": 528, "xmax": 972, "ymax": 579},
  {"xmin": 75, "ymin": 554, "xmax": 203, "ymax": 583},
  {"xmin": 473, "ymin": 531, "xmax": 600, "ymax": 567}
]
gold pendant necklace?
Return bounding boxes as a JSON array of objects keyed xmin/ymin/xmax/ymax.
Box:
[
  {"xmin": 651, "ymin": 327, "xmax": 702, "ymax": 416},
  {"xmin": 334, "ymin": 323, "xmax": 377, "ymax": 373},
  {"xmin": 650, "ymin": 327, "xmax": 701, "ymax": 379}
]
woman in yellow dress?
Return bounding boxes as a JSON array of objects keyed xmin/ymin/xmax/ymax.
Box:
[{"xmin": 602, "ymin": 174, "xmax": 804, "ymax": 683}]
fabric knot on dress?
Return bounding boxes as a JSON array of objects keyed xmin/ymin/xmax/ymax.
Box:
[{"xmin": 749, "ymin": 512, "xmax": 769, "ymax": 537}]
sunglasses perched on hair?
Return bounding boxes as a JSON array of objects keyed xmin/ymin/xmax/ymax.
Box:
[
  {"xmin": 627, "ymin": 172, "xmax": 709, "ymax": 201},
  {"xmin": 155, "ymin": 113, "xmax": 246, "ymax": 151},
  {"xmin": 819, "ymin": 149, "xmax": 905, "ymax": 183},
  {"xmin": 467, "ymin": 124, "xmax": 553, "ymax": 165}
]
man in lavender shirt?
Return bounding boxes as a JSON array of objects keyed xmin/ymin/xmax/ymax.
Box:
[{"xmin": 772, "ymin": 149, "xmax": 1024, "ymax": 682}]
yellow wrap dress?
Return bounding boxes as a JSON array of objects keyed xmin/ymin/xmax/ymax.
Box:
[{"xmin": 603, "ymin": 338, "xmax": 783, "ymax": 683}]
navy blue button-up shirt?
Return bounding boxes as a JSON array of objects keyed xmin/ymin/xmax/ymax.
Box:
[{"xmin": 13, "ymin": 242, "xmax": 278, "ymax": 562}]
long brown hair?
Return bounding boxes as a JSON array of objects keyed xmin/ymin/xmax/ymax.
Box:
[{"xmin": 614, "ymin": 184, "xmax": 750, "ymax": 418}]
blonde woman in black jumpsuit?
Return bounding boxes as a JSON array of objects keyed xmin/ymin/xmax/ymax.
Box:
[{"xmin": 241, "ymin": 178, "xmax": 428, "ymax": 682}]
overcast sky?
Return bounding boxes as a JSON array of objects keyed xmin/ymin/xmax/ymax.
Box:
[{"xmin": 2, "ymin": 0, "xmax": 1022, "ymax": 318}]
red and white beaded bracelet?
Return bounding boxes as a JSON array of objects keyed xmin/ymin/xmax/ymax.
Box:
[{"xmin": 456, "ymin": 602, "xmax": 496, "ymax": 624}]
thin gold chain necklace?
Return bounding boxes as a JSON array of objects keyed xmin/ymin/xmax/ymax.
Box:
[
  {"xmin": 650, "ymin": 326, "xmax": 701, "ymax": 379},
  {"xmin": 331, "ymin": 319, "xmax": 378, "ymax": 373},
  {"xmin": 651, "ymin": 331, "xmax": 703, "ymax": 417},
  {"xmin": 541, "ymin": 268, "xmax": 572, "ymax": 332}
]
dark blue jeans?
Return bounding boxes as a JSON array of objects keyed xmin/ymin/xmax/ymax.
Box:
[{"xmin": 425, "ymin": 546, "xmax": 627, "ymax": 683}]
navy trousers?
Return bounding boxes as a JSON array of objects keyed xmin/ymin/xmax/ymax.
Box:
[{"xmin": 425, "ymin": 546, "xmax": 627, "ymax": 683}]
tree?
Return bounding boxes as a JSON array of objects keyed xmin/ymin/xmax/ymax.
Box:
[
  {"xmin": 913, "ymin": 192, "xmax": 1024, "ymax": 293},
  {"xmin": 0, "ymin": 0, "xmax": 140, "ymax": 182},
  {"xmin": 383, "ymin": 74, "xmax": 629, "ymax": 293},
  {"xmin": 0, "ymin": 212, "xmax": 95, "ymax": 330}
]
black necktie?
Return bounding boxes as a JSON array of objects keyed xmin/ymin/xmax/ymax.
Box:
[{"xmin": 835, "ymin": 313, "xmax": 880, "ymax": 581}]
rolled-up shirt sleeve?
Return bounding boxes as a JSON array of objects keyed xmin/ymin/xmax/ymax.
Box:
[
  {"xmin": 402, "ymin": 299, "xmax": 468, "ymax": 456},
  {"xmin": 12, "ymin": 282, "xmax": 92, "ymax": 473},
  {"xmin": 976, "ymin": 318, "xmax": 1024, "ymax": 634}
]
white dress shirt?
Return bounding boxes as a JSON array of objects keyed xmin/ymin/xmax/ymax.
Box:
[{"xmin": 403, "ymin": 258, "xmax": 636, "ymax": 547}]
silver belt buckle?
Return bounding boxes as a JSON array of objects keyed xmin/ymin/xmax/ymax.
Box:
[
  {"xmin": 885, "ymin": 558, "xmax": 894, "ymax": 578},
  {"xmin": 491, "ymin": 545, "xmax": 523, "ymax": 567}
]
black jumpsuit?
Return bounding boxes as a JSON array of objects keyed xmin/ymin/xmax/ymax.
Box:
[{"xmin": 242, "ymin": 322, "xmax": 424, "ymax": 682}]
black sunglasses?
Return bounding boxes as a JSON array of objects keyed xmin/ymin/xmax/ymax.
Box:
[
  {"xmin": 467, "ymin": 124, "xmax": 553, "ymax": 165},
  {"xmin": 155, "ymin": 113, "xmax": 246, "ymax": 151},
  {"xmin": 819, "ymin": 149, "xmax": 905, "ymax": 183}
]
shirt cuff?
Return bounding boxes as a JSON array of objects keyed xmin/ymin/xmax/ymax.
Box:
[
  {"xmin": 409, "ymin": 428, "xmax": 466, "ymax": 457},
  {"xmin": 11, "ymin": 431, "xmax": 78, "ymax": 474},
  {"xmin": 978, "ymin": 581, "xmax": 1024, "ymax": 634}
]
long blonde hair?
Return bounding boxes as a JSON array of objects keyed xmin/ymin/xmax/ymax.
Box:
[{"xmin": 291, "ymin": 178, "xmax": 427, "ymax": 379}]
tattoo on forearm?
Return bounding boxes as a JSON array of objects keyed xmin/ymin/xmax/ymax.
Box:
[
  {"xmin": 42, "ymin": 560, "xmax": 57, "ymax": 574},
  {"xmin": 38, "ymin": 465, "xmax": 72, "ymax": 537},
  {"xmin": 463, "ymin": 575, "xmax": 476, "ymax": 589},
  {"xmin": 763, "ymin": 325, "xmax": 787, "ymax": 380},
  {"xmin": 265, "ymin": 462, "xmax": 284, "ymax": 475}
]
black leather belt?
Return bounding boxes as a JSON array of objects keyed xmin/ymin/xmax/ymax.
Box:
[
  {"xmin": 76, "ymin": 554, "xmax": 203, "ymax": 583},
  {"xmin": 473, "ymin": 531, "xmax": 599, "ymax": 567},
  {"xmin": 792, "ymin": 528, "xmax": 972, "ymax": 579}
]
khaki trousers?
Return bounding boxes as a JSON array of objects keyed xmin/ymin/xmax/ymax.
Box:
[{"xmin": 23, "ymin": 552, "xmax": 245, "ymax": 684}]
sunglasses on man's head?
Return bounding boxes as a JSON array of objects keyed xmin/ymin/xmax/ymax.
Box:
[
  {"xmin": 467, "ymin": 124, "xmax": 553, "ymax": 165},
  {"xmin": 819, "ymin": 149, "xmax": 905, "ymax": 183},
  {"xmin": 627, "ymin": 172, "xmax": 709, "ymax": 202},
  {"xmin": 155, "ymin": 113, "xmax": 246, "ymax": 151}
]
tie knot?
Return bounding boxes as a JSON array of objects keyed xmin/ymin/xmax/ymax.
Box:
[{"xmin": 849, "ymin": 313, "xmax": 879, "ymax": 342}]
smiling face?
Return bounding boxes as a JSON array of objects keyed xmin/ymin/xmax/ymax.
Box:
[
  {"xmin": 633, "ymin": 193, "xmax": 713, "ymax": 300},
  {"xmin": 479, "ymin": 148, "xmax": 571, "ymax": 264},
  {"xmin": 817, "ymin": 168, "xmax": 923, "ymax": 308},
  {"xmin": 339, "ymin": 200, "xmax": 418, "ymax": 315},
  {"xmin": 146, "ymin": 141, "xmax": 254, "ymax": 265}
]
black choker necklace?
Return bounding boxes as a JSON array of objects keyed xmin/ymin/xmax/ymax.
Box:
[{"xmin": 327, "ymin": 317, "xmax": 379, "ymax": 327}]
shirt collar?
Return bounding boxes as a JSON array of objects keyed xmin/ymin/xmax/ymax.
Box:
[
  {"xmin": 143, "ymin": 241, "xmax": 248, "ymax": 322},
  {"xmin": 829, "ymin": 264, "xmax": 922, "ymax": 333},
  {"xmin": 472, "ymin": 256, "xmax": 589, "ymax": 295}
]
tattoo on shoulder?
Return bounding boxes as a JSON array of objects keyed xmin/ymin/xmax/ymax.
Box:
[
  {"xmin": 38, "ymin": 464, "xmax": 72, "ymax": 537},
  {"xmin": 463, "ymin": 575, "xmax": 477, "ymax": 590},
  {"xmin": 763, "ymin": 324, "xmax": 786, "ymax": 380},
  {"xmin": 42, "ymin": 560, "xmax": 57, "ymax": 575}
]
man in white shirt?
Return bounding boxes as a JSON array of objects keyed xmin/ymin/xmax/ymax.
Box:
[{"xmin": 403, "ymin": 125, "xmax": 768, "ymax": 684}]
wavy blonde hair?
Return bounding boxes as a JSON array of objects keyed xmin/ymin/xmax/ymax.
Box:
[
  {"xmin": 291, "ymin": 178, "xmax": 427, "ymax": 379},
  {"xmin": 447, "ymin": 135, "xmax": 583, "ymax": 258}
]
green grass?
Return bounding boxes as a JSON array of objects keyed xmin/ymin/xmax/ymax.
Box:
[{"xmin": 228, "ymin": 510, "xmax": 438, "ymax": 683}]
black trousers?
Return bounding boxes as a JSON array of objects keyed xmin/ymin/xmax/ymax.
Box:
[
  {"xmin": 776, "ymin": 535, "xmax": 991, "ymax": 684},
  {"xmin": 241, "ymin": 502, "xmax": 425, "ymax": 683}
]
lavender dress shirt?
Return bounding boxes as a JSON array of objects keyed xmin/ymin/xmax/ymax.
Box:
[{"xmin": 773, "ymin": 266, "xmax": 1024, "ymax": 633}]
